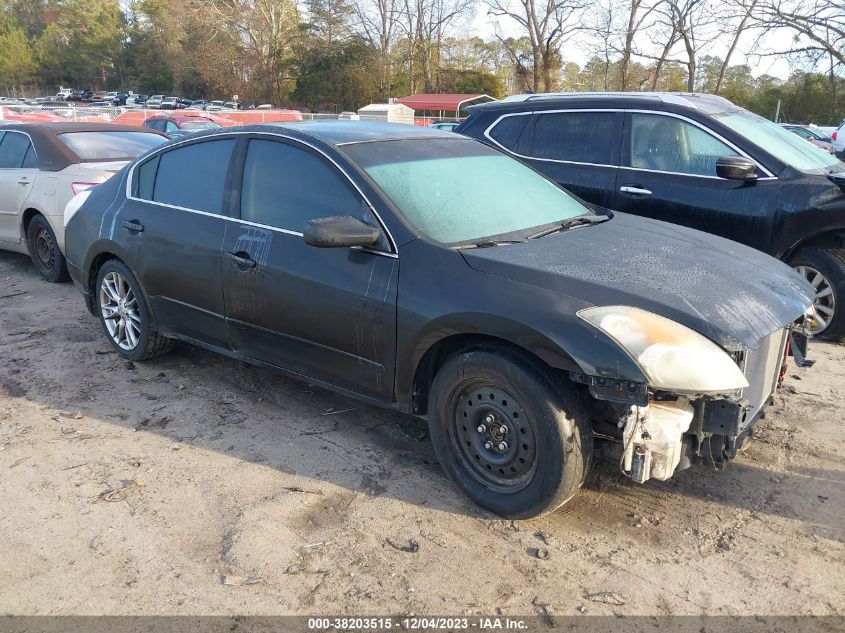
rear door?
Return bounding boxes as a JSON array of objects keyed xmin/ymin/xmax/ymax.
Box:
[
  {"xmin": 222, "ymin": 134, "xmax": 398, "ymax": 400},
  {"xmin": 613, "ymin": 111, "xmax": 780, "ymax": 251},
  {"xmin": 521, "ymin": 110, "xmax": 622, "ymax": 207},
  {"xmin": 0, "ymin": 131, "xmax": 39, "ymax": 244},
  {"xmin": 126, "ymin": 137, "xmax": 236, "ymax": 348},
  {"xmin": 486, "ymin": 109, "xmax": 622, "ymax": 207}
]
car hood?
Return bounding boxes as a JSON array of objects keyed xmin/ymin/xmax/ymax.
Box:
[{"xmin": 461, "ymin": 212, "xmax": 814, "ymax": 351}]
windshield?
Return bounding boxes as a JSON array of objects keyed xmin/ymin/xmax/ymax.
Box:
[
  {"xmin": 716, "ymin": 109, "xmax": 842, "ymax": 173},
  {"xmin": 181, "ymin": 121, "xmax": 221, "ymax": 131},
  {"xmin": 58, "ymin": 131, "xmax": 167, "ymax": 160},
  {"xmin": 343, "ymin": 139, "xmax": 590, "ymax": 245}
]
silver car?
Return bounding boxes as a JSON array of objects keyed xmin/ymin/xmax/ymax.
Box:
[{"xmin": 0, "ymin": 122, "xmax": 167, "ymax": 281}]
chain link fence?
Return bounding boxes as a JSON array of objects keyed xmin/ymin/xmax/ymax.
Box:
[{"xmin": 0, "ymin": 102, "xmax": 460, "ymax": 127}]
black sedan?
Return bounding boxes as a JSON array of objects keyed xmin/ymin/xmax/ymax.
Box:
[{"xmin": 64, "ymin": 122, "xmax": 814, "ymax": 518}]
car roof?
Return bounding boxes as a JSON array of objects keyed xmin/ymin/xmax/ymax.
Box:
[
  {"xmin": 470, "ymin": 92, "xmax": 738, "ymax": 115},
  {"xmin": 259, "ymin": 120, "xmax": 455, "ymax": 145},
  {"xmin": 147, "ymin": 114, "xmax": 215, "ymax": 123},
  {"xmin": 0, "ymin": 121, "xmax": 166, "ymax": 171}
]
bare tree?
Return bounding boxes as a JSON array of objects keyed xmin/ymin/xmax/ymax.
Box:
[
  {"xmin": 354, "ymin": 0, "xmax": 403, "ymax": 96},
  {"xmin": 714, "ymin": 0, "xmax": 758, "ymax": 93},
  {"xmin": 401, "ymin": 0, "xmax": 473, "ymax": 92},
  {"xmin": 486, "ymin": 0, "xmax": 586, "ymax": 91},
  {"xmin": 190, "ymin": 0, "xmax": 302, "ymax": 103},
  {"xmin": 748, "ymin": 0, "xmax": 844, "ymax": 68}
]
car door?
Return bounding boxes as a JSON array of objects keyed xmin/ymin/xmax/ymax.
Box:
[
  {"xmin": 126, "ymin": 137, "xmax": 236, "ymax": 348},
  {"xmin": 613, "ymin": 111, "xmax": 780, "ymax": 251},
  {"xmin": 497, "ymin": 110, "xmax": 622, "ymax": 207},
  {"xmin": 222, "ymin": 134, "xmax": 398, "ymax": 400},
  {"xmin": 0, "ymin": 131, "xmax": 39, "ymax": 244}
]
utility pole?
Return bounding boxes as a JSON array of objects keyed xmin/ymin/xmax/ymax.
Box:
[{"xmin": 774, "ymin": 99, "xmax": 781, "ymax": 123}]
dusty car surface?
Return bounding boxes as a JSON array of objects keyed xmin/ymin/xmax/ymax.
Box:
[
  {"xmin": 0, "ymin": 122, "xmax": 167, "ymax": 281},
  {"xmin": 63, "ymin": 121, "xmax": 814, "ymax": 518}
]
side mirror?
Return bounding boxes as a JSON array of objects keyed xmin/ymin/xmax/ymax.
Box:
[
  {"xmin": 303, "ymin": 215, "xmax": 381, "ymax": 248},
  {"xmin": 716, "ymin": 155, "xmax": 758, "ymax": 181}
]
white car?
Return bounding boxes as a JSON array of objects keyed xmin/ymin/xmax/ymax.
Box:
[
  {"xmin": 832, "ymin": 120, "xmax": 845, "ymax": 158},
  {"xmin": 0, "ymin": 122, "xmax": 167, "ymax": 281}
]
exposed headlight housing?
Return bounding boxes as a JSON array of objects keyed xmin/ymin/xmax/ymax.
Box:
[{"xmin": 579, "ymin": 306, "xmax": 748, "ymax": 394}]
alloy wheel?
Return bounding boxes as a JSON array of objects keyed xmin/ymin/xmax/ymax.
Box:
[
  {"xmin": 795, "ymin": 265, "xmax": 835, "ymax": 334},
  {"xmin": 99, "ymin": 271, "xmax": 142, "ymax": 350},
  {"xmin": 450, "ymin": 383, "xmax": 537, "ymax": 493}
]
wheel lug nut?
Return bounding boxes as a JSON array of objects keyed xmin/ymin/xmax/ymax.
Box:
[
  {"xmin": 484, "ymin": 414, "xmax": 495, "ymax": 424},
  {"xmin": 477, "ymin": 424, "xmax": 487, "ymax": 433},
  {"xmin": 500, "ymin": 425, "xmax": 508, "ymax": 434},
  {"xmin": 484, "ymin": 441, "xmax": 493, "ymax": 450},
  {"xmin": 498, "ymin": 441, "xmax": 508, "ymax": 451}
]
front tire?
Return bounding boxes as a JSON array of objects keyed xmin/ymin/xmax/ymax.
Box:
[
  {"xmin": 26, "ymin": 214, "xmax": 68, "ymax": 283},
  {"xmin": 428, "ymin": 350, "xmax": 592, "ymax": 519},
  {"xmin": 790, "ymin": 246, "xmax": 845, "ymax": 340},
  {"xmin": 95, "ymin": 259, "xmax": 173, "ymax": 361}
]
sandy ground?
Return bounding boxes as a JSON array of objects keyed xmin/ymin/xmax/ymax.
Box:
[{"xmin": 0, "ymin": 249, "xmax": 843, "ymax": 618}]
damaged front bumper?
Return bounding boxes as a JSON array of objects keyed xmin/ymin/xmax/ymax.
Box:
[{"xmin": 572, "ymin": 324, "xmax": 813, "ymax": 484}]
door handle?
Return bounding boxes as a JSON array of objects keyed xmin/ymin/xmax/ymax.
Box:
[
  {"xmin": 619, "ymin": 185, "xmax": 653, "ymax": 196},
  {"xmin": 17, "ymin": 177, "xmax": 30, "ymax": 185},
  {"xmin": 228, "ymin": 252, "xmax": 257, "ymax": 268},
  {"xmin": 121, "ymin": 220, "xmax": 144, "ymax": 232}
]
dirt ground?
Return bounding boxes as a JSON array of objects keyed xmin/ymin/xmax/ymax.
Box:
[{"xmin": 0, "ymin": 249, "xmax": 843, "ymax": 618}]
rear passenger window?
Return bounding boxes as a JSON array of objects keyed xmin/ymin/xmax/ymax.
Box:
[
  {"xmin": 22, "ymin": 144, "xmax": 37, "ymax": 168},
  {"xmin": 240, "ymin": 139, "xmax": 363, "ymax": 232},
  {"xmin": 152, "ymin": 139, "xmax": 235, "ymax": 213},
  {"xmin": 135, "ymin": 155, "xmax": 159, "ymax": 199},
  {"xmin": 0, "ymin": 132, "xmax": 32, "ymax": 168},
  {"xmin": 529, "ymin": 112, "xmax": 616, "ymax": 165},
  {"xmin": 489, "ymin": 115, "xmax": 530, "ymax": 151}
]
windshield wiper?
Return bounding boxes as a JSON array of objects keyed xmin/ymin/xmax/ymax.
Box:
[
  {"xmin": 470, "ymin": 238, "xmax": 525, "ymax": 248},
  {"xmin": 527, "ymin": 215, "xmax": 608, "ymax": 240}
]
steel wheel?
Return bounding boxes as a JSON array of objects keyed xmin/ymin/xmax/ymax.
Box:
[
  {"xmin": 99, "ymin": 271, "xmax": 142, "ymax": 351},
  {"xmin": 34, "ymin": 226, "xmax": 55, "ymax": 272},
  {"xmin": 795, "ymin": 265, "xmax": 835, "ymax": 334},
  {"xmin": 450, "ymin": 383, "xmax": 537, "ymax": 494}
]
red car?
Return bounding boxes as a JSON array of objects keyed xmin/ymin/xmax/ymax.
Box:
[{"xmin": 143, "ymin": 114, "xmax": 222, "ymax": 138}]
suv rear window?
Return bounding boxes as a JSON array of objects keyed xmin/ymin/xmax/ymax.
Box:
[
  {"xmin": 58, "ymin": 132, "xmax": 166, "ymax": 161},
  {"xmin": 529, "ymin": 111, "xmax": 616, "ymax": 165}
]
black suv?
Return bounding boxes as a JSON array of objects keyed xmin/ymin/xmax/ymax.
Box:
[{"xmin": 458, "ymin": 93, "xmax": 845, "ymax": 338}]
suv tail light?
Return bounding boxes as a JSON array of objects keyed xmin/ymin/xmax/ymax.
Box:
[
  {"xmin": 71, "ymin": 182, "xmax": 98, "ymax": 195},
  {"xmin": 833, "ymin": 131, "xmax": 838, "ymax": 141}
]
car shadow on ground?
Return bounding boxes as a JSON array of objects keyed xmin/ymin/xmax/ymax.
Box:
[{"xmin": 1, "ymin": 249, "xmax": 842, "ymax": 537}]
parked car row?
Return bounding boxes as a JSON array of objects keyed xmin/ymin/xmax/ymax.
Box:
[{"xmin": 0, "ymin": 96, "xmax": 830, "ymax": 518}]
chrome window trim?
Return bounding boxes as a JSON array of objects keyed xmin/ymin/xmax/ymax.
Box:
[
  {"xmin": 483, "ymin": 108, "xmax": 777, "ymax": 180},
  {"xmin": 0, "ymin": 129, "xmax": 40, "ymax": 169},
  {"xmin": 124, "ymin": 131, "xmax": 399, "ymax": 256}
]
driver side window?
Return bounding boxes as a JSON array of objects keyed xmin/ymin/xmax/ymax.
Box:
[
  {"xmin": 240, "ymin": 138, "xmax": 368, "ymax": 234},
  {"xmin": 629, "ymin": 113, "xmax": 739, "ymax": 177}
]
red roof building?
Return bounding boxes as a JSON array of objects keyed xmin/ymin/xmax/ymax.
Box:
[{"xmin": 393, "ymin": 93, "xmax": 495, "ymax": 116}]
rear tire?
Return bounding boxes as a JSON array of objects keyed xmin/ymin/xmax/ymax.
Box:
[
  {"xmin": 26, "ymin": 214, "xmax": 69, "ymax": 283},
  {"xmin": 428, "ymin": 350, "xmax": 592, "ymax": 519},
  {"xmin": 790, "ymin": 246, "xmax": 845, "ymax": 340},
  {"xmin": 95, "ymin": 259, "xmax": 173, "ymax": 361}
]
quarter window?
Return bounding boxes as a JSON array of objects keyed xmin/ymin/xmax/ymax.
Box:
[
  {"xmin": 529, "ymin": 112, "xmax": 616, "ymax": 165},
  {"xmin": 151, "ymin": 139, "xmax": 235, "ymax": 213},
  {"xmin": 0, "ymin": 132, "xmax": 32, "ymax": 169},
  {"xmin": 240, "ymin": 139, "xmax": 363, "ymax": 232},
  {"xmin": 628, "ymin": 113, "xmax": 738, "ymax": 176},
  {"xmin": 489, "ymin": 115, "xmax": 530, "ymax": 151}
]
